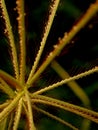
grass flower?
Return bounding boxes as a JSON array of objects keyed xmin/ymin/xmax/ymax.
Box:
[{"xmin": 0, "ymin": 0, "xmax": 98, "ymax": 129}]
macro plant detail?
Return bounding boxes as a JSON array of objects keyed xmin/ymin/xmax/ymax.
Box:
[{"xmin": 0, "ymin": 0, "xmax": 98, "ymax": 129}]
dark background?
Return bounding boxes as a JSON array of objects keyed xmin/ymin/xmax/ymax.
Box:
[{"xmin": 0, "ymin": 0, "xmax": 98, "ymax": 129}]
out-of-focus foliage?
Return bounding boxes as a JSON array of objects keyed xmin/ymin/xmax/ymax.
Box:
[{"xmin": 0, "ymin": 0, "xmax": 98, "ymax": 129}]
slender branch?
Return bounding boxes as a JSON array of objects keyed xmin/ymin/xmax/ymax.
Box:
[
  {"xmin": 0, "ymin": 102, "xmax": 9, "ymax": 110},
  {"xmin": 31, "ymin": 95, "xmax": 98, "ymax": 124},
  {"xmin": 27, "ymin": 0, "xmax": 60, "ymax": 84},
  {"xmin": 0, "ymin": 116, "xmax": 7, "ymax": 130},
  {"xmin": 16, "ymin": 0, "xmax": 26, "ymax": 84},
  {"xmin": 0, "ymin": 91, "xmax": 24, "ymax": 123},
  {"xmin": 0, "ymin": 70, "xmax": 23, "ymax": 90},
  {"xmin": 26, "ymin": 0, "xmax": 98, "ymax": 87},
  {"xmin": 25, "ymin": 89, "xmax": 36, "ymax": 130},
  {"xmin": 13, "ymin": 98, "xmax": 23, "ymax": 130},
  {"xmin": 51, "ymin": 60, "xmax": 92, "ymax": 130},
  {"xmin": 8, "ymin": 113, "xmax": 14, "ymax": 130},
  {"xmin": 0, "ymin": 78, "xmax": 15, "ymax": 98},
  {"xmin": 0, "ymin": 0, "xmax": 19, "ymax": 79},
  {"xmin": 33, "ymin": 105, "xmax": 78, "ymax": 130},
  {"xmin": 51, "ymin": 60, "xmax": 91, "ymax": 107},
  {"xmin": 32, "ymin": 67, "xmax": 98, "ymax": 95}
]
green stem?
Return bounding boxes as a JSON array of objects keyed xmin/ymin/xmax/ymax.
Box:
[
  {"xmin": 13, "ymin": 98, "xmax": 23, "ymax": 130},
  {"xmin": 0, "ymin": 91, "xmax": 24, "ymax": 123},
  {"xmin": 27, "ymin": 0, "xmax": 60, "ymax": 83},
  {"xmin": 0, "ymin": 0, "xmax": 19, "ymax": 80},
  {"xmin": 25, "ymin": 89, "xmax": 36, "ymax": 130},
  {"xmin": 33, "ymin": 105, "xmax": 78, "ymax": 130},
  {"xmin": 27, "ymin": 1, "xmax": 98, "ymax": 87},
  {"xmin": 32, "ymin": 67, "xmax": 98, "ymax": 95},
  {"xmin": 16, "ymin": 0, "xmax": 26, "ymax": 84},
  {"xmin": 0, "ymin": 78, "xmax": 15, "ymax": 98},
  {"xmin": 51, "ymin": 60, "xmax": 91, "ymax": 107},
  {"xmin": 31, "ymin": 95, "xmax": 98, "ymax": 124},
  {"xmin": 0, "ymin": 70, "xmax": 23, "ymax": 90}
]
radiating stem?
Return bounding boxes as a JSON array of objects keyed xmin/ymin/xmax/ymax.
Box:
[
  {"xmin": 51, "ymin": 60, "xmax": 92, "ymax": 130},
  {"xmin": 0, "ymin": 0, "xmax": 19, "ymax": 79},
  {"xmin": 0, "ymin": 102, "xmax": 9, "ymax": 110},
  {"xmin": 31, "ymin": 95, "xmax": 98, "ymax": 124},
  {"xmin": 32, "ymin": 67, "xmax": 98, "ymax": 95},
  {"xmin": 33, "ymin": 105, "xmax": 78, "ymax": 130},
  {"xmin": 16, "ymin": 0, "xmax": 26, "ymax": 84},
  {"xmin": 0, "ymin": 91, "xmax": 24, "ymax": 123},
  {"xmin": 0, "ymin": 70, "xmax": 23, "ymax": 90},
  {"xmin": 27, "ymin": 0, "xmax": 60, "ymax": 83},
  {"xmin": 0, "ymin": 78, "xmax": 15, "ymax": 98},
  {"xmin": 13, "ymin": 98, "xmax": 23, "ymax": 130},
  {"xmin": 26, "ymin": 1, "xmax": 98, "ymax": 87},
  {"xmin": 51, "ymin": 60, "xmax": 91, "ymax": 107},
  {"xmin": 25, "ymin": 89, "xmax": 36, "ymax": 130}
]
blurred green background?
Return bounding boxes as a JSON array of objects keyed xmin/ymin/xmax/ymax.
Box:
[{"xmin": 0, "ymin": 0, "xmax": 98, "ymax": 129}]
